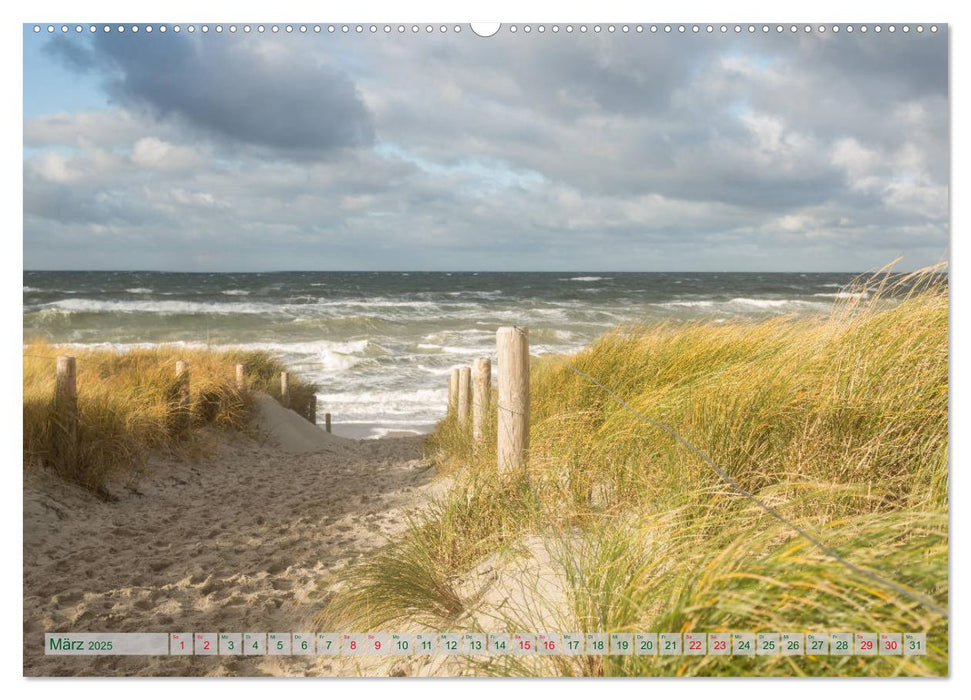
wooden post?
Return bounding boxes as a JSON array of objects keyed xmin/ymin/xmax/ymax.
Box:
[
  {"xmin": 496, "ymin": 326, "xmax": 529, "ymax": 473},
  {"xmin": 174, "ymin": 361, "xmax": 191, "ymax": 435},
  {"xmin": 235, "ymin": 363, "xmax": 246, "ymax": 391},
  {"xmin": 54, "ymin": 356, "xmax": 78, "ymax": 473},
  {"xmin": 309, "ymin": 395, "xmax": 317, "ymax": 425},
  {"xmin": 325, "ymin": 412, "xmax": 332, "ymax": 434},
  {"xmin": 449, "ymin": 368, "xmax": 459, "ymax": 415},
  {"xmin": 472, "ymin": 357, "xmax": 491, "ymax": 443},
  {"xmin": 280, "ymin": 371, "xmax": 291, "ymax": 408},
  {"xmin": 458, "ymin": 366, "xmax": 471, "ymax": 427}
]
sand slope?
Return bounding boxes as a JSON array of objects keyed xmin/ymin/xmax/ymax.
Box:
[{"xmin": 23, "ymin": 399, "xmax": 444, "ymax": 676}]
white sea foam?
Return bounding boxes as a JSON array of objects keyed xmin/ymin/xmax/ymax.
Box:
[
  {"xmin": 221, "ymin": 289, "xmax": 251, "ymax": 296},
  {"xmin": 322, "ymin": 388, "xmax": 447, "ymax": 418},
  {"xmin": 812, "ymin": 291, "xmax": 867, "ymax": 299},
  {"xmin": 23, "ymin": 286, "xmax": 42, "ymax": 293},
  {"xmin": 657, "ymin": 300, "xmax": 715, "ymax": 308},
  {"xmin": 125, "ymin": 288, "xmax": 153, "ymax": 294},
  {"xmin": 40, "ymin": 298, "xmax": 280, "ymax": 315},
  {"xmin": 561, "ymin": 276, "xmax": 609, "ymax": 282}
]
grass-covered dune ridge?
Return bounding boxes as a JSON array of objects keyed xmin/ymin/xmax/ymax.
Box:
[
  {"xmin": 23, "ymin": 343, "xmax": 317, "ymax": 493},
  {"xmin": 321, "ymin": 270, "xmax": 948, "ymax": 676}
]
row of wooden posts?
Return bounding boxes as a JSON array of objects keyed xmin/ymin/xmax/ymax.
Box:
[
  {"xmin": 48, "ymin": 325, "xmax": 530, "ymax": 471},
  {"xmin": 448, "ymin": 326, "xmax": 530, "ymax": 473},
  {"xmin": 50, "ymin": 357, "xmax": 332, "ymax": 468}
]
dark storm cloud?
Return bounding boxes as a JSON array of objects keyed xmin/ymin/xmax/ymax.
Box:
[{"xmin": 46, "ymin": 31, "xmax": 374, "ymax": 155}]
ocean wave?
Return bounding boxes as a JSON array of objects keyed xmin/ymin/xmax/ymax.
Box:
[
  {"xmin": 23, "ymin": 286, "xmax": 42, "ymax": 293},
  {"xmin": 221, "ymin": 289, "xmax": 251, "ymax": 296},
  {"xmin": 322, "ymin": 388, "xmax": 447, "ymax": 417},
  {"xmin": 727, "ymin": 297, "xmax": 827, "ymax": 309},
  {"xmin": 655, "ymin": 297, "xmax": 831, "ymax": 311},
  {"xmin": 561, "ymin": 276, "xmax": 610, "ymax": 282},
  {"xmin": 812, "ymin": 292, "xmax": 868, "ymax": 299},
  {"xmin": 125, "ymin": 288, "xmax": 153, "ymax": 294},
  {"xmin": 657, "ymin": 300, "xmax": 714, "ymax": 308},
  {"xmin": 416, "ymin": 364, "xmax": 456, "ymax": 376},
  {"xmin": 36, "ymin": 298, "xmax": 282, "ymax": 316}
]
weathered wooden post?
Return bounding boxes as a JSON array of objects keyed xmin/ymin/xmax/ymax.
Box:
[
  {"xmin": 325, "ymin": 412, "xmax": 332, "ymax": 434},
  {"xmin": 235, "ymin": 363, "xmax": 246, "ymax": 391},
  {"xmin": 472, "ymin": 357, "xmax": 491, "ymax": 443},
  {"xmin": 309, "ymin": 395, "xmax": 317, "ymax": 425},
  {"xmin": 280, "ymin": 371, "xmax": 291, "ymax": 408},
  {"xmin": 458, "ymin": 366, "xmax": 471, "ymax": 427},
  {"xmin": 449, "ymin": 368, "xmax": 459, "ymax": 416},
  {"xmin": 174, "ymin": 361, "xmax": 191, "ymax": 435},
  {"xmin": 496, "ymin": 327, "xmax": 529, "ymax": 473},
  {"xmin": 54, "ymin": 355, "xmax": 78, "ymax": 473}
]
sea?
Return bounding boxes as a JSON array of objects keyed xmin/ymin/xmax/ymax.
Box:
[{"xmin": 23, "ymin": 271, "xmax": 867, "ymax": 438}]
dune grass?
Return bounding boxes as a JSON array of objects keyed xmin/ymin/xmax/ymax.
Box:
[
  {"xmin": 320, "ymin": 270, "xmax": 948, "ymax": 676},
  {"xmin": 23, "ymin": 343, "xmax": 317, "ymax": 494}
]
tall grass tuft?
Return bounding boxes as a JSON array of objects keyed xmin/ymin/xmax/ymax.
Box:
[
  {"xmin": 23, "ymin": 343, "xmax": 318, "ymax": 494},
  {"xmin": 321, "ymin": 268, "xmax": 948, "ymax": 676}
]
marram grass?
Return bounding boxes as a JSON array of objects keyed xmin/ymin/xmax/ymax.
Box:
[
  {"xmin": 23, "ymin": 342, "xmax": 317, "ymax": 494},
  {"xmin": 321, "ymin": 271, "xmax": 948, "ymax": 676}
]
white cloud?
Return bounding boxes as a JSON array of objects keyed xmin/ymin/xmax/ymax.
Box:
[{"xmin": 130, "ymin": 137, "xmax": 204, "ymax": 172}]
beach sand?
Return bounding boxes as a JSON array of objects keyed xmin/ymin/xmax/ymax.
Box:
[{"xmin": 23, "ymin": 394, "xmax": 446, "ymax": 676}]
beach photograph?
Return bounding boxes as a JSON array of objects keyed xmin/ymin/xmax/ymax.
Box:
[{"xmin": 21, "ymin": 20, "xmax": 949, "ymax": 678}]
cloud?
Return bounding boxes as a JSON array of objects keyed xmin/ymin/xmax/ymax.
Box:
[
  {"xmin": 130, "ymin": 137, "xmax": 204, "ymax": 171},
  {"xmin": 45, "ymin": 32, "xmax": 374, "ymax": 156},
  {"xmin": 24, "ymin": 29, "xmax": 949, "ymax": 271}
]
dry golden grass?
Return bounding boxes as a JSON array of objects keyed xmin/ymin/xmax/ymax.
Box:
[
  {"xmin": 23, "ymin": 342, "xmax": 317, "ymax": 494},
  {"xmin": 323, "ymin": 268, "xmax": 948, "ymax": 676}
]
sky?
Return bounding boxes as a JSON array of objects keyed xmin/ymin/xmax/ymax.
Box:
[{"xmin": 23, "ymin": 25, "xmax": 949, "ymax": 272}]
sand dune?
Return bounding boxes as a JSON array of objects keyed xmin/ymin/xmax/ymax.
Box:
[{"xmin": 23, "ymin": 398, "xmax": 444, "ymax": 676}]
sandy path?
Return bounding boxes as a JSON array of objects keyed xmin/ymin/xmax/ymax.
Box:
[{"xmin": 23, "ymin": 400, "xmax": 443, "ymax": 677}]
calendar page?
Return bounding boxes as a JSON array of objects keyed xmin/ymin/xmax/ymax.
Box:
[{"xmin": 20, "ymin": 9, "xmax": 949, "ymax": 683}]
